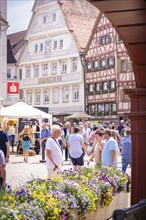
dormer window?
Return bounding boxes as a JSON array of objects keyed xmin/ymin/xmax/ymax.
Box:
[
  {"xmin": 59, "ymin": 39, "xmax": 63, "ymax": 49},
  {"xmin": 43, "ymin": 15, "xmax": 47, "ymax": 24},
  {"xmin": 52, "ymin": 12, "xmax": 56, "ymax": 22},
  {"xmin": 39, "ymin": 43, "xmax": 44, "ymax": 52},
  {"xmin": 53, "ymin": 40, "xmax": 57, "ymax": 50},
  {"xmin": 34, "ymin": 44, "xmax": 38, "ymax": 53}
]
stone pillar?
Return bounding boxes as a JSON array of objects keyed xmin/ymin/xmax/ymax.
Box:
[{"xmin": 125, "ymin": 88, "xmax": 146, "ymax": 205}]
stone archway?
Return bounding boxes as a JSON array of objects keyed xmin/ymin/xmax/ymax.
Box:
[{"xmin": 88, "ymin": 0, "xmax": 146, "ymax": 205}]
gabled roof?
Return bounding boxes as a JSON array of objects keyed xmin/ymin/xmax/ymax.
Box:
[
  {"xmin": 31, "ymin": 0, "xmax": 99, "ymax": 51},
  {"xmin": 59, "ymin": 0, "xmax": 99, "ymax": 51},
  {"xmin": 7, "ymin": 30, "xmax": 27, "ymax": 56},
  {"xmin": 84, "ymin": 12, "xmax": 102, "ymax": 57},
  {"xmin": 7, "ymin": 39, "xmax": 16, "ymax": 64}
]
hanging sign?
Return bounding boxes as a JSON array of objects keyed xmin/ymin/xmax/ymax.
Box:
[{"xmin": 7, "ymin": 82, "xmax": 19, "ymax": 95}]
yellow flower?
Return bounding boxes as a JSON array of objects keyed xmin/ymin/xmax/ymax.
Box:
[
  {"xmin": 10, "ymin": 204, "xmax": 15, "ymax": 209},
  {"xmin": 53, "ymin": 208, "xmax": 59, "ymax": 215},
  {"xmin": 17, "ymin": 214, "xmax": 22, "ymax": 220}
]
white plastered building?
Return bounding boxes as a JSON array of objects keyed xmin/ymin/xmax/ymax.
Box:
[{"xmin": 17, "ymin": 0, "xmax": 98, "ymax": 121}]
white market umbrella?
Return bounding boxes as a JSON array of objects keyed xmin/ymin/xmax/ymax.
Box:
[
  {"xmin": 1, "ymin": 102, "xmax": 52, "ymax": 120},
  {"xmin": 66, "ymin": 112, "xmax": 95, "ymax": 119}
]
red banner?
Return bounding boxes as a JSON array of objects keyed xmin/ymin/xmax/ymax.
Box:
[{"xmin": 7, "ymin": 82, "xmax": 19, "ymax": 94}]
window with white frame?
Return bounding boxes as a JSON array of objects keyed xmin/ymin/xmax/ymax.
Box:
[
  {"xmin": 98, "ymin": 104, "xmax": 103, "ymax": 113},
  {"xmin": 34, "ymin": 64, "xmax": 39, "ymax": 77},
  {"xmin": 87, "ymin": 62, "xmax": 92, "ymax": 71},
  {"xmin": 34, "ymin": 44, "xmax": 38, "ymax": 53},
  {"xmin": 71, "ymin": 58, "xmax": 78, "ymax": 71},
  {"xmin": 72, "ymin": 85, "xmax": 79, "ymax": 101},
  {"xmin": 90, "ymin": 105, "xmax": 96, "ymax": 115},
  {"xmin": 52, "ymin": 87, "xmax": 59, "ymax": 103},
  {"xmin": 111, "ymin": 103, "xmax": 117, "ymax": 113},
  {"xmin": 52, "ymin": 12, "xmax": 56, "ymax": 22},
  {"xmin": 103, "ymin": 81, "xmax": 108, "ymax": 91},
  {"xmin": 39, "ymin": 43, "xmax": 44, "ymax": 52},
  {"xmin": 7, "ymin": 69, "xmax": 11, "ymax": 78},
  {"xmin": 59, "ymin": 39, "xmax": 63, "ymax": 49},
  {"xmin": 45, "ymin": 40, "xmax": 51, "ymax": 54},
  {"xmin": 89, "ymin": 84, "xmax": 94, "ymax": 92},
  {"xmin": 35, "ymin": 90, "xmax": 41, "ymax": 104},
  {"xmin": 100, "ymin": 59, "xmax": 106, "ymax": 68},
  {"xmin": 42, "ymin": 63, "xmax": 48, "ymax": 76},
  {"xmin": 93, "ymin": 60, "xmax": 99, "ymax": 69},
  {"xmin": 43, "ymin": 89, "xmax": 50, "ymax": 103},
  {"xmin": 110, "ymin": 80, "xmax": 115, "ymax": 90},
  {"xmin": 51, "ymin": 62, "xmax": 57, "ymax": 74},
  {"xmin": 53, "ymin": 40, "xmax": 57, "ymax": 50},
  {"xmin": 104, "ymin": 103, "xmax": 109, "ymax": 113},
  {"xmin": 62, "ymin": 86, "xmax": 69, "ymax": 103},
  {"xmin": 100, "ymin": 35, "xmax": 111, "ymax": 45},
  {"xmin": 95, "ymin": 83, "xmax": 101, "ymax": 92},
  {"xmin": 25, "ymin": 66, "xmax": 31, "ymax": 78},
  {"xmin": 108, "ymin": 57, "xmax": 115, "ymax": 67},
  {"xmin": 26, "ymin": 91, "xmax": 33, "ymax": 105},
  {"xmin": 42, "ymin": 15, "xmax": 47, "ymax": 24},
  {"xmin": 61, "ymin": 60, "xmax": 67, "ymax": 73}
]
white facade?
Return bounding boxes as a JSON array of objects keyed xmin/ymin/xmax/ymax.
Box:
[
  {"xmin": 0, "ymin": 0, "xmax": 7, "ymax": 101},
  {"xmin": 19, "ymin": 0, "xmax": 85, "ymax": 117}
]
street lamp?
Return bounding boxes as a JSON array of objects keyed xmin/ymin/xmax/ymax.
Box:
[{"xmin": 79, "ymin": 51, "xmax": 87, "ymax": 113}]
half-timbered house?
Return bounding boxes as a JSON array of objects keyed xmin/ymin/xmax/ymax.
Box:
[{"xmin": 84, "ymin": 14, "xmax": 135, "ymax": 124}]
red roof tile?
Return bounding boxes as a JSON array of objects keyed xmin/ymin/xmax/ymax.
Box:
[{"xmin": 60, "ymin": 0, "xmax": 99, "ymax": 50}]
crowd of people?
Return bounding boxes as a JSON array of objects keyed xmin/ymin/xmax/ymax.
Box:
[{"xmin": 0, "ymin": 119, "xmax": 132, "ymax": 188}]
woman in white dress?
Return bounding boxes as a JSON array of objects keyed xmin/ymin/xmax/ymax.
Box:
[{"xmin": 87, "ymin": 131, "xmax": 105, "ymax": 165}]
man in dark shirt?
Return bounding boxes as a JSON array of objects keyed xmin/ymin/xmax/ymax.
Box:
[
  {"xmin": 117, "ymin": 120, "xmax": 125, "ymax": 136},
  {"xmin": 0, "ymin": 124, "xmax": 10, "ymax": 162},
  {"xmin": 0, "ymin": 149, "xmax": 6, "ymax": 188}
]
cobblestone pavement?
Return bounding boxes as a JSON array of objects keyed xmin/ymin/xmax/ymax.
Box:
[{"xmin": 6, "ymin": 151, "xmax": 131, "ymax": 190}]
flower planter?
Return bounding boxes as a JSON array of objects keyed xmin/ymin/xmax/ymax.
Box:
[
  {"xmin": 85, "ymin": 192, "xmax": 130, "ymax": 220},
  {"xmin": 1, "ymin": 166, "xmax": 131, "ymax": 220}
]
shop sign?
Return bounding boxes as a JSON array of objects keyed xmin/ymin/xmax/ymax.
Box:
[
  {"xmin": 38, "ymin": 76, "xmax": 62, "ymax": 84},
  {"xmin": 7, "ymin": 82, "xmax": 19, "ymax": 95}
]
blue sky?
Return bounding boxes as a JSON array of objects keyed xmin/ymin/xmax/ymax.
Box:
[{"xmin": 7, "ymin": 0, "xmax": 35, "ymax": 34}]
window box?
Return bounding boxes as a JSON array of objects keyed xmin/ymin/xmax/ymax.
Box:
[
  {"xmin": 111, "ymin": 111, "xmax": 117, "ymax": 115},
  {"xmin": 108, "ymin": 89, "xmax": 115, "ymax": 93},
  {"xmin": 96, "ymin": 112, "xmax": 102, "ymax": 116},
  {"xmin": 104, "ymin": 112, "xmax": 109, "ymax": 116},
  {"xmin": 102, "ymin": 90, "xmax": 108, "ymax": 94},
  {"xmin": 95, "ymin": 91, "xmax": 102, "ymax": 95}
]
